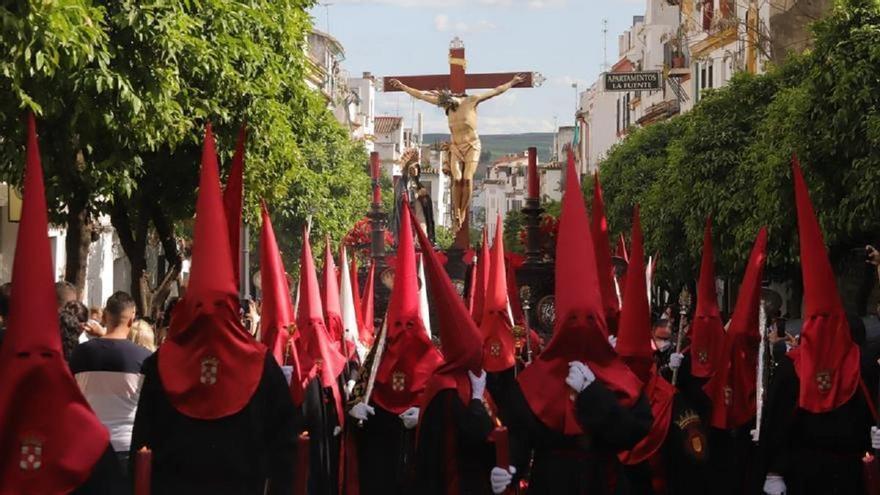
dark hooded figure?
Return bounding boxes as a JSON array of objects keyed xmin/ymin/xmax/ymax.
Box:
[
  {"xmin": 759, "ymin": 158, "xmax": 877, "ymax": 495},
  {"xmin": 489, "ymin": 154, "xmax": 653, "ymax": 495},
  {"xmin": 130, "ymin": 125, "xmax": 298, "ymax": 494}
]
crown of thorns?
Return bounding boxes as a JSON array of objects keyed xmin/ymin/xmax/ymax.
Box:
[{"xmin": 434, "ymin": 89, "xmax": 460, "ymax": 111}]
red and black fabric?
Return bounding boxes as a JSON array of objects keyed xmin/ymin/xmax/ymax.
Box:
[
  {"xmin": 158, "ymin": 123, "xmax": 266, "ymax": 420},
  {"xmin": 0, "ymin": 114, "xmax": 110, "ymax": 493},
  {"xmin": 222, "ymin": 124, "xmax": 246, "ymax": 286},
  {"xmin": 480, "ymin": 218, "xmax": 516, "ymax": 372},
  {"xmin": 260, "ymin": 202, "xmax": 305, "ymax": 406},
  {"xmin": 616, "ymin": 206, "xmax": 675, "ymax": 465},
  {"xmin": 295, "ymin": 227, "xmax": 347, "ymax": 424},
  {"xmin": 471, "ymin": 229, "xmax": 491, "ymax": 326},
  {"xmin": 591, "ymin": 171, "xmax": 621, "ymax": 334},
  {"xmin": 689, "ymin": 217, "xmax": 726, "ymax": 379},
  {"xmin": 788, "ymin": 155, "xmax": 860, "ymax": 413},
  {"xmin": 322, "ymin": 239, "xmax": 355, "ymax": 360},
  {"xmin": 360, "ymin": 262, "xmax": 376, "ymax": 348},
  {"xmin": 705, "ymin": 228, "xmax": 767, "ymax": 429},
  {"xmin": 517, "ymin": 152, "xmax": 643, "ymax": 435},
  {"xmin": 371, "ymin": 201, "xmax": 444, "ymax": 415}
]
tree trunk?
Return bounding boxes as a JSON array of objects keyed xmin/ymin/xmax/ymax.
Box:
[
  {"xmin": 64, "ymin": 202, "xmax": 91, "ymax": 297},
  {"xmin": 63, "ymin": 148, "xmax": 91, "ymax": 298},
  {"xmin": 110, "ymin": 197, "xmax": 148, "ymax": 315}
]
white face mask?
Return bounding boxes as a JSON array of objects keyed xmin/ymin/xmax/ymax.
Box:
[{"xmin": 654, "ymin": 338, "xmax": 671, "ymax": 352}]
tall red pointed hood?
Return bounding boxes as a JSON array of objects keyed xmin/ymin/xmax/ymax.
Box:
[
  {"xmin": 471, "ymin": 228, "xmax": 491, "ymax": 325},
  {"xmin": 616, "ymin": 207, "xmax": 654, "ymax": 379},
  {"xmin": 347, "ymin": 253, "xmax": 367, "ymax": 355},
  {"xmin": 705, "ymin": 228, "xmax": 767, "ymax": 428},
  {"xmin": 295, "ymin": 227, "xmax": 346, "ymax": 422},
  {"xmin": 517, "ymin": 154, "xmax": 642, "ymax": 435},
  {"xmin": 223, "ymin": 124, "xmax": 246, "ymax": 286},
  {"xmin": 414, "ymin": 212, "xmax": 483, "ymax": 410},
  {"xmin": 372, "ymin": 201, "xmax": 443, "ymax": 414},
  {"xmin": 616, "ymin": 206, "xmax": 676, "ymax": 465},
  {"xmin": 259, "ymin": 202, "xmax": 304, "ymax": 406},
  {"xmin": 322, "ymin": 238, "xmax": 353, "ymax": 359},
  {"xmin": 689, "ymin": 217, "xmax": 726, "ymax": 378},
  {"xmin": 0, "ymin": 114, "xmax": 108, "ymax": 493},
  {"xmin": 259, "ymin": 203, "xmax": 294, "ymax": 364},
  {"xmin": 481, "ymin": 217, "xmax": 516, "ymax": 372},
  {"xmin": 591, "ymin": 171, "xmax": 621, "ymax": 333},
  {"xmin": 158, "ymin": 123, "xmax": 265, "ymax": 420},
  {"xmin": 360, "ymin": 262, "xmax": 376, "ymax": 347},
  {"xmin": 789, "ymin": 156, "xmax": 860, "ymax": 413}
]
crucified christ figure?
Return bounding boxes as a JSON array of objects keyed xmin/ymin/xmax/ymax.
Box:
[{"xmin": 390, "ymin": 73, "xmax": 526, "ymax": 230}]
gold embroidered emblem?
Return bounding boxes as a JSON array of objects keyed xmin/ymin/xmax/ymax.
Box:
[
  {"xmin": 691, "ymin": 434, "xmax": 704, "ymax": 453},
  {"xmin": 674, "ymin": 410, "xmax": 700, "ymax": 430},
  {"xmin": 489, "ymin": 340, "xmax": 502, "ymax": 358},
  {"xmin": 723, "ymin": 386, "xmax": 733, "ymax": 406},
  {"xmin": 19, "ymin": 436, "xmax": 43, "ymax": 471},
  {"xmin": 697, "ymin": 350, "xmax": 709, "ymax": 364},
  {"xmin": 816, "ymin": 370, "xmax": 832, "ymax": 393},
  {"xmin": 200, "ymin": 356, "xmax": 219, "ymax": 385},
  {"xmin": 392, "ymin": 371, "xmax": 406, "ymax": 392}
]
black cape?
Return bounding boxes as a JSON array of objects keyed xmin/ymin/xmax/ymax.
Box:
[
  {"xmin": 507, "ymin": 380, "xmax": 653, "ymax": 494},
  {"xmin": 760, "ymin": 352, "xmax": 876, "ymax": 495},
  {"xmin": 413, "ymin": 389, "xmax": 494, "ymax": 495},
  {"xmin": 130, "ymin": 352, "xmax": 301, "ymax": 495}
]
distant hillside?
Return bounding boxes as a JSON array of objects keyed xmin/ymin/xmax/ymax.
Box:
[{"xmin": 423, "ymin": 132, "xmax": 555, "ymax": 179}]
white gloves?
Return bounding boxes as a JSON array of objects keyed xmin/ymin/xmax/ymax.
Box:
[
  {"xmin": 280, "ymin": 366, "xmax": 294, "ymax": 385},
  {"xmin": 763, "ymin": 474, "xmax": 786, "ymax": 495},
  {"xmin": 608, "ymin": 335, "xmax": 618, "ymax": 349},
  {"xmin": 349, "ymin": 402, "xmax": 375, "ymax": 422},
  {"xmin": 469, "ymin": 369, "xmax": 487, "ymax": 400},
  {"xmin": 333, "ymin": 426, "xmax": 342, "ymax": 437},
  {"xmin": 669, "ymin": 352, "xmax": 684, "ymax": 370},
  {"xmin": 566, "ymin": 361, "xmax": 595, "ymax": 393},
  {"xmin": 872, "ymin": 426, "xmax": 880, "ymax": 450},
  {"xmin": 399, "ymin": 406, "xmax": 420, "ymax": 429},
  {"xmin": 490, "ymin": 466, "xmax": 516, "ymax": 494},
  {"xmin": 345, "ymin": 379, "xmax": 357, "ymax": 396}
]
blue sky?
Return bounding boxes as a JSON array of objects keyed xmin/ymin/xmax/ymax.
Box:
[{"xmin": 309, "ymin": 0, "xmax": 645, "ymax": 134}]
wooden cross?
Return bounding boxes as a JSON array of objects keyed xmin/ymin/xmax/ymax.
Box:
[{"xmin": 383, "ymin": 37, "xmax": 541, "ymax": 94}]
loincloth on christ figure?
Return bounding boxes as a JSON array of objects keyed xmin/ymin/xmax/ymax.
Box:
[{"xmin": 448, "ymin": 140, "xmax": 481, "ymax": 172}]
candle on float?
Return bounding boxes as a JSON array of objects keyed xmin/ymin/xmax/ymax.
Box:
[
  {"xmin": 134, "ymin": 447, "xmax": 152, "ymax": 495},
  {"xmin": 527, "ymin": 147, "xmax": 539, "ymax": 200},
  {"xmin": 370, "ymin": 152, "xmax": 381, "ymax": 204}
]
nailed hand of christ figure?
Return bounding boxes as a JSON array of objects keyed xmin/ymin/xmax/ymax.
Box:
[{"xmin": 384, "ymin": 37, "xmax": 541, "ymax": 231}]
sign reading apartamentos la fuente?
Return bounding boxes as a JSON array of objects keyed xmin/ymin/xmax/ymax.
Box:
[{"xmin": 604, "ymin": 71, "xmax": 662, "ymax": 91}]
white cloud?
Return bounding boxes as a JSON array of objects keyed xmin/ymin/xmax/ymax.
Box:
[{"xmin": 434, "ymin": 13, "xmax": 450, "ymax": 31}]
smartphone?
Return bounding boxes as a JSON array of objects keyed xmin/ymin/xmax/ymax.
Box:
[{"xmin": 775, "ymin": 317, "xmax": 787, "ymax": 338}]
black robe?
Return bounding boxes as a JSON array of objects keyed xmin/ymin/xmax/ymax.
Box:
[
  {"xmin": 303, "ymin": 377, "xmax": 343, "ymax": 495},
  {"xmin": 486, "ymin": 367, "xmax": 517, "ymax": 426},
  {"xmin": 760, "ymin": 353, "xmax": 875, "ymax": 495},
  {"xmin": 618, "ymin": 393, "xmax": 711, "ymax": 495},
  {"xmin": 413, "ymin": 389, "xmax": 494, "ymax": 495},
  {"xmin": 72, "ymin": 445, "xmax": 130, "ymax": 495},
  {"xmin": 507, "ymin": 380, "xmax": 653, "ymax": 495},
  {"xmin": 354, "ymin": 403, "xmax": 414, "ymax": 495},
  {"xmin": 130, "ymin": 352, "xmax": 300, "ymax": 495}
]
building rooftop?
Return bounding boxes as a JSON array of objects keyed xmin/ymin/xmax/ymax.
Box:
[{"xmin": 374, "ymin": 116, "xmax": 403, "ymax": 134}]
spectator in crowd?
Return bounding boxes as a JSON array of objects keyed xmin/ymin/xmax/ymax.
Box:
[
  {"xmin": 60, "ymin": 301, "xmax": 88, "ymax": 361},
  {"xmin": 70, "ymin": 291, "xmax": 152, "ymax": 475},
  {"xmin": 129, "ymin": 319, "xmax": 157, "ymax": 352},
  {"xmin": 55, "ymin": 280, "xmax": 77, "ymax": 309}
]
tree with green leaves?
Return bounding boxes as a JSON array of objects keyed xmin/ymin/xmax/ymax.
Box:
[
  {"xmin": 598, "ymin": 0, "xmax": 880, "ymax": 309},
  {"xmin": 0, "ymin": 1, "xmax": 369, "ymax": 312}
]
